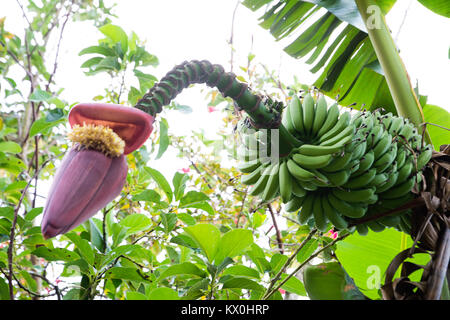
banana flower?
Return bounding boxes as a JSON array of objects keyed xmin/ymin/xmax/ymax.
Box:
[{"xmin": 41, "ymin": 103, "xmax": 154, "ymax": 239}]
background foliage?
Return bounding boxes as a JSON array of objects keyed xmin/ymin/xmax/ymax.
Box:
[{"xmin": 0, "ymin": 0, "xmax": 448, "ymax": 300}]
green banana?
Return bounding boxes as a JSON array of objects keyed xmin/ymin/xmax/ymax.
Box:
[
  {"xmin": 352, "ymin": 151, "xmax": 375, "ymax": 176},
  {"xmin": 356, "ymin": 223, "xmax": 369, "ymax": 236},
  {"xmin": 368, "ymin": 173, "xmax": 389, "ymax": 188},
  {"xmin": 366, "ymin": 220, "xmax": 386, "ymax": 232},
  {"xmin": 261, "ymin": 162, "xmax": 280, "ymax": 201},
  {"xmin": 282, "ymin": 103, "xmax": 296, "ymax": 134},
  {"xmin": 395, "ymin": 160, "xmax": 413, "ymax": 186},
  {"xmin": 241, "ymin": 165, "xmax": 263, "ymax": 185},
  {"xmin": 319, "ymin": 125, "xmax": 355, "ymax": 147},
  {"xmin": 296, "ymin": 144, "xmax": 343, "ymax": 156},
  {"xmin": 374, "ymin": 144, "xmax": 397, "ymax": 172},
  {"xmin": 313, "ymin": 195, "xmax": 328, "ymax": 232},
  {"xmin": 289, "ymin": 95, "xmax": 306, "ymax": 135},
  {"xmin": 286, "ymin": 158, "xmax": 315, "ymax": 181},
  {"xmin": 319, "ymin": 111, "xmax": 351, "ymax": 143},
  {"xmin": 317, "ymin": 103, "xmax": 340, "ymax": 137},
  {"xmin": 302, "ymin": 93, "xmax": 315, "ymax": 136},
  {"xmin": 379, "ymin": 176, "xmax": 416, "ymax": 199},
  {"xmin": 342, "ymin": 168, "xmax": 377, "ymax": 189},
  {"xmin": 296, "ymin": 179, "xmax": 318, "ymax": 191},
  {"xmin": 292, "ymin": 179, "xmax": 307, "ymax": 197},
  {"xmin": 292, "ymin": 153, "xmax": 332, "ymax": 169},
  {"xmin": 237, "ymin": 159, "xmax": 261, "ymax": 173},
  {"xmin": 367, "ymin": 124, "xmax": 384, "ymax": 149},
  {"xmin": 322, "ymin": 169, "xmax": 351, "ymax": 187},
  {"xmin": 395, "ymin": 147, "xmax": 407, "ymax": 169},
  {"xmin": 350, "ymin": 139, "xmax": 367, "ymax": 161},
  {"xmin": 375, "ymin": 171, "xmax": 399, "ymax": 193},
  {"xmin": 298, "ymin": 193, "xmax": 314, "ymax": 224},
  {"xmin": 373, "ymin": 131, "xmax": 393, "ymax": 160},
  {"xmin": 327, "ymin": 193, "xmax": 366, "ymax": 218},
  {"xmin": 322, "ymin": 151, "xmax": 352, "ymax": 173},
  {"xmin": 311, "ymin": 95, "xmax": 328, "ymax": 136},
  {"xmin": 332, "ymin": 187, "xmax": 376, "ymax": 203},
  {"xmin": 321, "ymin": 195, "xmax": 348, "ymax": 230},
  {"xmin": 285, "ymin": 195, "xmax": 304, "ymax": 212},
  {"xmin": 279, "ymin": 159, "xmax": 293, "ymax": 203},
  {"xmin": 248, "ymin": 164, "xmax": 272, "ymax": 196},
  {"xmin": 416, "ymin": 145, "xmax": 432, "ymax": 170},
  {"xmin": 387, "ymin": 116, "xmax": 404, "ymax": 135}
]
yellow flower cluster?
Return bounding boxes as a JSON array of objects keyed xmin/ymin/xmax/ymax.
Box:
[{"xmin": 68, "ymin": 124, "xmax": 125, "ymax": 157}]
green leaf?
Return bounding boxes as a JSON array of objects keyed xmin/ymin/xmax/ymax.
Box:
[
  {"xmin": 0, "ymin": 141, "xmax": 21, "ymax": 154},
  {"xmin": 422, "ymin": 104, "xmax": 450, "ymax": 151},
  {"xmin": 222, "ymin": 265, "xmax": 260, "ymax": 279},
  {"xmin": 126, "ymin": 291, "xmax": 148, "ymax": 300},
  {"xmin": 417, "ymin": 0, "xmax": 450, "ymax": 17},
  {"xmin": 29, "ymin": 117, "xmax": 65, "ymax": 137},
  {"xmin": 147, "ymin": 287, "xmax": 179, "ymax": 300},
  {"xmin": 244, "ymin": 0, "xmax": 399, "ymax": 112},
  {"xmin": 99, "ymin": 24, "xmax": 128, "ymax": 54},
  {"xmin": 179, "ymin": 191, "xmax": 210, "ymax": 208},
  {"xmin": 89, "ymin": 219, "xmax": 104, "ymax": 252},
  {"xmin": 158, "ymin": 262, "xmax": 207, "ymax": 280},
  {"xmin": 29, "ymin": 89, "xmax": 52, "ymax": 102},
  {"xmin": 173, "ymin": 172, "xmax": 189, "ymax": 201},
  {"xmin": 214, "ymin": 229, "xmax": 254, "ymax": 265},
  {"xmin": 184, "ymin": 224, "xmax": 221, "ymax": 262},
  {"xmin": 45, "ymin": 108, "xmax": 65, "ymax": 122},
  {"xmin": 100, "ymin": 244, "xmax": 141, "ymax": 268},
  {"xmin": 145, "ymin": 167, "xmax": 173, "ymax": 201},
  {"xmin": 185, "ymin": 201, "xmax": 215, "ymax": 215},
  {"xmin": 160, "ymin": 213, "xmax": 177, "ymax": 233},
  {"xmin": 64, "ymin": 233, "xmax": 95, "ymax": 266},
  {"xmin": 155, "ymin": 118, "xmax": 169, "ymax": 160},
  {"xmin": 25, "ymin": 207, "xmax": 43, "ymax": 221},
  {"xmin": 221, "ymin": 276, "xmax": 264, "ymax": 292},
  {"xmin": 335, "ymin": 228, "xmax": 429, "ymax": 300},
  {"xmin": 31, "ymin": 247, "xmax": 80, "ymax": 262},
  {"xmin": 132, "ymin": 189, "xmax": 161, "ymax": 203},
  {"xmin": 0, "ymin": 278, "xmax": 9, "ymax": 300},
  {"xmin": 119, "ymin": 213, "xmax": 152, "ymax": 236},
  {"xmin": 280, "ymin": 274, "xmax": 306, "ymax": 296},
  {"xmin": 105, "ymin": 267, "xmax": 151, "ymax": 283},
  {"xmin": 177, "ymin": 213, "xmax": 196, "ymax": 226},
  {"xmin": 270, "ymin": 253, "xmax": 288, "ymax": 275},
  {"xmin": 296, "ymin": 238, "xmax": 319, "ymax": 263},
  {"xmin": 170, "ymin": 234, "xmax": 199, "ymax": 250},
  {"xmin": 79, "ymin": 45, "xmax": 116, "ymax": 57},
  {"xmin": 81, "ymin": 56, "xmax": 103, "ymax": 69}
]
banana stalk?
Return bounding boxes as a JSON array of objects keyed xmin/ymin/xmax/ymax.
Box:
[{"xmin": 355, "ymin": 0, "xmax": 432, "ymax": 145}]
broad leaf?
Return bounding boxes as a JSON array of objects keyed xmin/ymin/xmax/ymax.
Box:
[
  {"xmin": 214, "ymin": 229, "xmax": 254, "ymax": 265},
  {"xmin": 422, "ymin": 104, "xmax": 450, "ymax": 150},
  {"xmin": 184, "ymin": 224, "xmax": 221, "ymax": 262},
  {"xmin": 417, "ymin": 0, "xmax": 450, "ymax": 18},
  {"xmin": 158, "ymin": 262, "xmax": 207, "ymax": 280},
  {"xmin": 145, "ymin": 167, "xmax": 173, "ymax": 201},
  {"xmin": 335, "ymin": 228, "xmax": 430, "ymax": 300},
  {"xmin": 147, "ymin": 287, "xmax": 179, "ymax": 300},
  {"xmin": 243, "ymin": 0, "xmax": 401, "ymax": 112}
]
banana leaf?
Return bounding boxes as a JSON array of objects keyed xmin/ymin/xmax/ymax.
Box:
[{"xmin": 243, "ymin": 0, "xmax": 401, "ymax": 112}]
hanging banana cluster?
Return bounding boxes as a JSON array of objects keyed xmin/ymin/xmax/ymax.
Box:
[{"xmin": 237, "ymin": 93, "xmax": 432, "ymax": 235}]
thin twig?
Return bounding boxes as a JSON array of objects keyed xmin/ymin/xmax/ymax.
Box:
[
  {"xmin": 267, "ymin": 203, "xmax": 284, "ymax": 254},
  {"xmin": 263, "ymin": 228, "xmax": 317, "ymax": 299}
]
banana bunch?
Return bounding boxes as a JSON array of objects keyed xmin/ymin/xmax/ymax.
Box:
[{"xmin": 237, "ymin": 93, "xmax": 433, "ymax": 235}]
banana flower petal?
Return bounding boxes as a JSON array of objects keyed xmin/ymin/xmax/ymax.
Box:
[{"xmin": 41, "ymin": 148, "xmax": 128, "ymax": 239}]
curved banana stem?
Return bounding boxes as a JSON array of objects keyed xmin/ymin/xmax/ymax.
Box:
[
  {"xmin": 134, "ymin": 59, "xmax": 297, "ymax": 154},
  {"xmin": 355, "ymin": 0, "xmax": 432, "ymax": 146}
]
